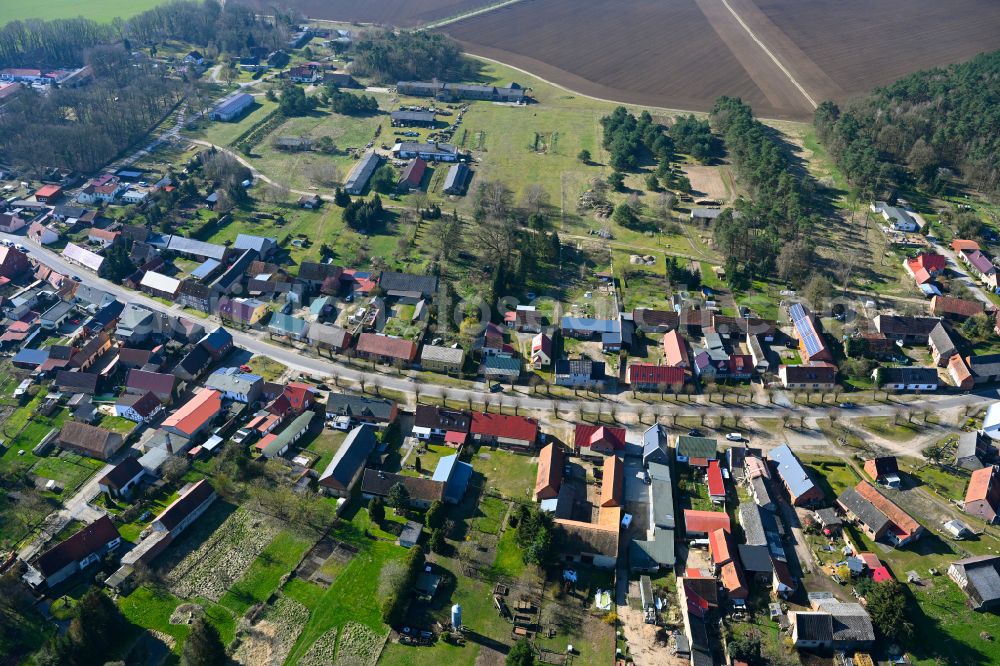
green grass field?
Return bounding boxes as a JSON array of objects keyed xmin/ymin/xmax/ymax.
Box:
[
  {"xmin": 0, "ymin": 0, "xmax": 168, "ymax": 24},
  {"xmin": 218, "ymin": 529, "xmax": 315, "ymax": 616}
]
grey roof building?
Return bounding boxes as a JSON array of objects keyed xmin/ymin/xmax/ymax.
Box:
[
  {"xmin": 318, "ymin": 425, "xmax": 378, "ymax": 496},
  {"xmin": 642, "ymin": 424, "xmax": 669, "ymax": 467},
  {"xmin": 649, "ymin": 462, "xmax": 675, "ymax": 530},
  {"xmin": 344, "ymin": 151, "xmax": 382, "ymax": 195},
  {"xmin": 379, "ymin": 271, "xmax": 438, "ymax": 297},
  {"xmin": 949, "ymin": 554, "xmax": 1000, "ymax": 610},
  {"xmin": 837, "ymin": 487, "xmax": 891, "ymax": 535},
  {"xmin": 442, "ymin": 162, "xmax": 471, "ymax": 195},
  {"xmin": 768, "ymin": 444, "xmax": 823, "ymax": 505}
]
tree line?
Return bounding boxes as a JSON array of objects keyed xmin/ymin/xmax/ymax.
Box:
[
  {"xmin": 814, "ymin": 49, "xmax": 1000, "ymax": 201},
  {"xmin": 709, "ymin": 96, "xmax": 821, "ymax": 289},
  {"xmin": 0, "ymin": 1, "xmax": 290, "ymax": 68}
]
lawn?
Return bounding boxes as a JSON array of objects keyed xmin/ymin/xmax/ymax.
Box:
[
  {"xmin": 0, "ymin": 0, "xmax": 169, "ymax": 23},
  {"xmin": 859, "ymin": 416, "xmax": 929, "ymax": 442},
  {"xmin": 471, "ymin": 448, "xmax": 538, "ymax": 501},
  {"xmin": 303, "ymin": 428, "xmax": 347, "ymax": 471},
  {"xmin": 283, "ymin": 539, "xmax": 405, "ymax": 664},
  {"xmin": 472, "ymin": 495, "xmax": 508, "ymax": 536},
  {"xmin": 217, "ymin": 528, "xmax": 315, "ymax": 616},
  {"xmin": 97, "ymin": 414, "xmax": 137, "ymax": 435},
  {"xmin": 185, "ymin": 96, "xmax": 279, "ymax": 148},
  {"xmin": 245, "ymin": 354, "xmax": 288, "ymax": 381},
  {"xmin": 800, "ymin": 455, "xmax": 861, "ymax": 496},
  {"xmin": 488, "ymin": 528, "xmax": 525, "ymax": 579},
  {"xmin": 30, "ymin": 453, "xmax": 105, "ymax": 492},
  {"xmin": 400, "ymin": 442, "xmax": 455, "ymax": 478},
  {"xmin": 117, "ymin": 586, "xmax": 238, "ymax": 654},
  {"xmin": 898, "ymin": 459, "xmax": 971, "ymax": 503}
]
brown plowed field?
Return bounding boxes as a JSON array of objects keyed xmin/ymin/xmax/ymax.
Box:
[
  {"xmin": 746, "ymin": 0, "xmax": 1000, "ymax": 95},
  {"xmin": 440, "ymin": 0, "xmax": 1000, "ymax": 119},
  {"xmin": 243, "ymin": 0, "xmax": 498, "ymax": 27},
  {"xmin": 440, "ymin": 0, "xmax": 814, "ymax": 119},
  {"xmin": 269, "ymin": 0, "xmax": 1000, "ymax": 119}
]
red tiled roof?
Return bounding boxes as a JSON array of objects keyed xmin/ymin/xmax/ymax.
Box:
[
  {"xmin": 932, "ymin": 295, "xmax": 985, "ymax": 319},
  {"xmin": 707, "ymin": 459, "xmax": 725, "ymax": 497},
  {"xmin": 966, "ymin": 466, "xmax": 999, "ymax": 503},
  {"xmin": 162, "ymin": 389, "xmax": 222, "ymax": 437},
  {"xmin": 708, "ymin": 527, "xmax": 734, "ymax": 566},
  {"xmin": 535, "ymin": 443, "xmax": 563, "ymax": 500},
  {"xmin": 684, "ymin": 509, "xmax": 731, "ymax": 534},
  {"xmin": 35, "ymin": 184, "xmax": 62, "ymax": 198},
  {"xmin": 356, "ymin": 333, "xmax": 417, "ymax": 361},
  {"xmin": 663, "ymin": 329, "xmax": 689, "ymax": 366},
  {"xmin": 627, "ymin": 364, "xmax": 686, "ymax": 385},
  {"xmin": 872, "ymin": 567, "xmax": 893, "ymax": 582},
  {"xmin": 574, "ymin": 424, "xmax": 626, "ymax": 450},
  {"xmin": 952, "ymin": 239, "xmax": 981, "ymax": 253},
  {"xmin": 600, "ymin": 455, "xmax": 623, "ymax": 507},
  {"xmin": 471, "ymin": 412, "xmax": 539, "ymax": 443},
  {"xmin": 720, "ymin": 561, "xmax": 747, "ymax": 597},
  {"xmin": 854, "ymin": 481, "xmax": 921, "ymax": 538}
]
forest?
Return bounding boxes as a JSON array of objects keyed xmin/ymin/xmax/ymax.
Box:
[
  {"xmin": 351, "ymin": 30, "xmax": 467, "ymax": 83},
  {"xmin": 814, "ymin": 49, "xmax": 1000, "ymax": 201},
  {"xmin": 709, "ymin": 96, "xmax": 820, "ymax": 288},
  {"xmin": 0, "ymin": 1, "xmax": 291, "ymax": 68},
  {"xmin": 0, "ymin": 1, "xmax": 295, "ymax": 175}
]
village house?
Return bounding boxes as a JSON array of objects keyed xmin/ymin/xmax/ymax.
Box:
[
  {"xmin": 356, "ymin": 333, "xmax": 418, "ymax": 366},
  {"xmin": 574, "ymin": 424, "xmax": 627, "ymax": 457},
  {"xmin": 530, "ymin": 332, "xmax": 552, "ymax": 368},
  {"xmin": 838, "ymin": 481, "xmax": 924, "ymax": 546},
  {"xmin": 58, "ymin": 421, "xmax": 125, "ymax": 460},
  {"xmin": 412, "ymin": 405, "xmax": 471, "ymax": 444},
  {"xmin": 778, "ymin": 362, "xmax": 837, "ymax": 389},
  {"xmin": 204, "ymin": 367, "xmax": 263, "ymax": 403},
  {"xmin": 326, "ymin": 393, "xmax": 398, "ymax": 430},
  {"xmin": 255, "ymin": 411, "xmax": 314, "ymax": 459},
  {"xmin": 307, "ymin": 323, "xmax": 353, "ymax": 356},
  {"xmin": 22, "ymin": 516, "xmax": 121, "ymax": 590},
  {"xmin": 674, "ymin": 435, "xmax": 717, "ymax": 467},
  {"xmin": 442, "ymin": 162, "xmax": 472, "ymax": 195},
  {"xmin": 114, "ymin": 392, "xmax": 164, "ymax": 423},
  {"xmin": 318, "ymin": 425, "xmax": 378, "ymax": 497},
  {"xmin": 419, "ymin": 344, "xmax": 465, "ymax": 374},
  {"xmin": 789, "ymin": 303, "xmax": 832, "ymax": 362},
  {"xmin": 219, "ymin": 297, "xmax": 269, "ymax": 327},
  {"xmin": 769, "ymin": 445, "xmax": 823, "ymax": 506},
  {"xmin": 949, "ymin": 354, "xmax": 975, "ymax": 390},
  {"xmin": 960, "ymin": 248, "xmax": 1000, "ymax": 291},
  {"xmin": 928, "ymin": 322, "xmax": 958, "ymax": 366},
  {"xmin": 470, "ymin": 412, "xmax": 539, "ymax": 452},
  {"xmin": 555, "ymin": 358, "xmax": 607, "ymax": 389},
  {"xmin": 873, "ymin": 366, "xmax": 939, "ymax": 391},
  {"xmin": 161, "ymin": 389, "xmax": 223, "ymax": 441},
  {"xmin": 864, "ymin": 456, "xmax": 902, "ymax": 488},
  {"xmin": 966, "ymin": 353, "xmax": 1000, "ymax": 385},
  {"xmin": 482, "ymin": 353, "xmax": 523, "ymax": 384},
  {"xmin": 964, "ymin": 466, "xmax": 1000, "ymax": 523},
  {"xmin": 625, "ymin": 364, "xmax": 686, "ymax": 391},
  {"xmin": 97, "ymin": 457, "xmax": 146, "ymax": 499},
  {"xmin": 361, "ymin": 470, "xmax": 444, "ymax": 509},
  {"xmin": 956, "ymin": 430, "xmax": 993, "ymax": 470}
]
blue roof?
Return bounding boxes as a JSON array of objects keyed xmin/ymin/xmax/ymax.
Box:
[
  {"xmin": 433, "ymin": 454, "xmax": 473, "ymax": 503},
  {"xmin": 767, "ymin": 444, "xmax": 816, "ymax": 498},
  {"xmin": 200, "ymin": 327, "xmax": 233, "ymax": 353},
  {"xmin": 191, "ymin": 259, "xmax": 221, "ymax": 280},
  {"xmin": 310, "ymin": 296, "xmax": 332, "ymax": 315},
  {"xmin": 790, "ymin": 303, "xmax": 825, "ymax": 358},
  {"xmin": 13, "ymin": 348, "xmax": 49, "ymax": 366},
  {"xmin": 561, "ymin": 316, "xmax": 620, "ymax": 334}
]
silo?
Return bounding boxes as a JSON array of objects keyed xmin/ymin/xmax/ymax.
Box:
[{"xmin": 451, "ymin": 604, "xmax": 462, "ymax": 629}]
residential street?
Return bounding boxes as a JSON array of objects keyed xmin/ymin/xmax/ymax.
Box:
[{"xmin": 6, "ymin": 231, "xmax": 1000, "ymax": 423}]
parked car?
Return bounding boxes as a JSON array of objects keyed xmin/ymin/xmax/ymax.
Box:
[{"xmin": 726, "ymin": 433, "xmax": 743, "ymax": 442}]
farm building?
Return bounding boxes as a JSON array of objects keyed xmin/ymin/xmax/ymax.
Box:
[
  {"xmin": 442, "ymin": 162, "xmax": 472, "ymax": 195},
  {"xmin": 344, "ymin": 151, "xmax": 382, "ymax": 195},
  {"xmin": 210, "ymin": 92, "xmax": 254, "ymax": 121}
]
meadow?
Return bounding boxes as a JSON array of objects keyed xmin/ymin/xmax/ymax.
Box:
[{"xmin": 0, "ymin": 0, "xmax": 169, "ymax": 24}]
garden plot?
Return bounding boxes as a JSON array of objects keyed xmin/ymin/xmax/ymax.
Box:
[
  {"xmin": 232, "ymin": 595, "xmax": 310, "ymax": 666},
  {"xmin": 297, "ymin": 627, "xmax": 338, "ymax": 666},
  {"xmin": 682, "ymin": 165, "xmax": 731, "ymax": 202},
  {"xmin": 334, "ymin": 622, "xmax": 387, "ymax": 666},
  {"xmin": 165, "ymin": 507, "xmax": 280, "ymax": 601}
]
